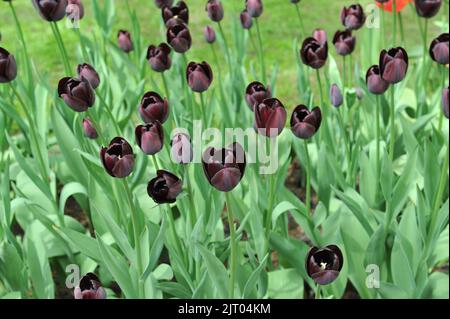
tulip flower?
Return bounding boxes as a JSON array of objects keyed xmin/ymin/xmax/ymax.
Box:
[
  {"xmin": 162, "ymin": 1, "xmax": 189, "ymax": 27},
  {"xmin": 167, "ymin": 24, "xmax": 192, "ymax": 53},
  {"xmin": 414, "ymin": 0, "xmax": 442, "ymax": 18},
  {"xmin": 291, "ymin": 0, "xmax": 301, "ymax": 3},
  {"xmin": 366, "ymin": 65, "xmax": 390, "ymax": 94},
  {"xmin": 245, "ymin": 81, "xmax": 271, "ymax": 110},
  {"xmin": 171, "ymin": 133, "xmax": 193, "ymax": 164},
  {"xmin": 290, "ymin": 105, "xmax": 322, "ymax": 139},
  {"xmin": 32, "ymin": 0, "xmax": 67, "ymax": 22},
  {"xmin": 66, "ymin": 0, "xmax": 84, "ymax": 21},
  {"xmin": 186, "ymin": 61, "xmax": 213, "ymax": 93},
  {"xmin": 240, "ymin": 10, "xmax": 253, "ymax": 29},
  {"xmin": 340, "ymin": 4, "xmax": 366, "ymax": 30},
  {"xmin": 117, "ymin": 30, "xmax": 133, "ymax": 53},
  {"xmin": 443, "ymin": 87, "xmax": 449, "ymax": 119},
  {"xmin": 0, "ymin": 47, "xmax": 17, "ymax": 83},
  {"xmin": 147, "ymin": 170, "xmax": 183, "ymax": 204},
  {"xmin": 332, "ymin": 30, "xmax": 356, "ymax": 56},
  {"xmin": 246, "ymin": 0, "xmax": 263, "ymax": 18},
  {"xmin": 58, "ymin": 77, "xmax": 95, "ymax": 112},
  {"xmin": 100, "ymin": 137, "xmax": 135, "ymax": 178},
  {"xmin": 155, "ymin": 0, "xmax": 173, "ymax": 8},
  {"xmin": 376, "ymin": 0, "xmax": 413, "ymax": 11},
  {"xmin": 82, "ymin": 117, "xmax": 98, "ymax": 139},
  {"xmin": 312, "ymin": 29, "xmax": 327, "ymax": 46},
  {"xmin": 147, "ymin": 43, "xmax": 172, "ymax": 72},
  {"xmin": 254, "ymin": 98, "xmax": 287, "ymax": 137},
  {"xmin": 74, "ymin": 273, "xmax": 106, "ymax": 299},
  {"xmin": 77, "ymin": 63, "xmax": 100, "ymax": 89},
  {"xmin": 138, "ymin": 91, "xmax": 169, "ymax": 124},
  {"xmin": 300, "ymin": 36, "xmax": 328, "ymax": 69},
  {"xmin": 306, "ymin": 245, "xmax": 344, "ymax": 285},
  {"xmin": 330, "ymin": 84, "xmax": 343, "ymax": 108},
  {"xmin": 379, "ymin": 47, "xmax": 409, "ymax": 84},
  {"xmin": 205, "ymin": 0, "xmax": 224, "ymax": 22},
  {"xmin": 204, "ymin": 26, "xmax": 216, "ymax": 44},
  {"xmin": 429, "ymin": 33, "xmax": 449, "ymax": 65},
  {"xmin": 202, "ymin": 142, "xmax": 246, "ymax": 192},
  {"xmin": 135, "ymin": 122, "xmax": 164, "ymax": 156}
]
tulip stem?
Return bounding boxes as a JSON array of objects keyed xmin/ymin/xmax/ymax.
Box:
[
  {"xmin": 51, "ymin": 22, "xmax": 72, "ymax": 75},
  {"xmin": 398, "ymin": 12, "xmax": 405, "ymax": 45},
  {"xmin": 210, "ymin": 44, "xmax": 231, "ymax": 126},
  {"xmin": 225, "ymin": 191, "xmax": 237, "ymax": 299},
  {"xmin": 166, "ymin": 203, "xmax": 185, "ymax": 268},
  {"xmin": 438, "ymin": 67, "xmax": 446, "ymax": 131},
  {"xmin": 304, "ymin": 140, "xmax": 312, "ymax": 215},
  {"xmin": 389, "ymin": 85, "xmax": 396, "ymax": 162},
  {"xmin": 376, "ymin": 95, "xmax": 381, "ymax": 196},
  {"xmin": 199, "ymin": 93, "xmax": 208, "ymax": 128},
  {"xmin": 184, "ymin": 166, "xmax": 197, "ymax": 230},
  {"xmin": 162, "ymin": 72, "xmax": 179, "ymax": 128},
  {"xmin": 337, "ymin": 110, "xmax": 351, "ymax": 181},
  {"xmin": 255, "ymin": 18, "xmax": 267, "ymax": 84},
  {"xmin": 294, "ymin": 3, "xmax": 306, "ymax": 38},
  {"xmin": 392, "ymin": 0, "xmax": 397, "ymax": 46},
  {"xmin": 217, "ymin": 21, "xmax": 233, "ymax": 79},
  {"xmin": 151, "ymin": 155, "xmax": 160, "ymax": 171},
  {"xmin": 314, "ymin": 285, "xmax": 321, "ymax": 299},
  {"xmin": 97, "ymin": 93, "xmax": 120, "ymax": 137}
]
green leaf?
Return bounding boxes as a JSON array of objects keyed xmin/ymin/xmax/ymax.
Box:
[
  {"xmin": 26, "ymin": 236, "xmax": 54, "ymax": 299},
  {"xmin": 196, "ymin": 243, "xmax": 229, "ymax": 298},
  {"xmin": 268, "ymin": 269, "xmax": 304, "ymax": 299},
  {"xmin": 242, "ymin": 254, "xmax": 269, "ymax": 299}
]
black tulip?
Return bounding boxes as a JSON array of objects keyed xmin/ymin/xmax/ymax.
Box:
[
  {"xmin": 366, "ymin": 65, "xmax": 389, "ymax": 95},
  {"xmin": 0, "ymin": 47, "xmax": 17, "ymax": 83},
  {"xmin": 167, "ymin": 24, "xmax": 192, "ymax": 53},
  {"xmin": 118, "ymin": 30, "xmax": 133, "ymax": 53},
  {"xmin": 290, "ymin": 105, "xmax": 322, "ymax": 139},
  {"xmin": 100, "ymin": 137, "xmax": 135, "ymax": 178},
  {"xmin": 155, "ymin": 0, "xmax": 173, "ymax": 8},
  {"xmin": 245, "ymin": 81, "xmax": 271, "ymax": 111},
  {"xmin": 330, "ymin": 84, "xmax": 343, "ymax": 108},
  {"xmin": 204, "ymin": 25, "xmax": 216, "ymax": 44},
  {"xmin": 32, "ymin": 0, "xmax": 67, "ymax": 22},
  {"xmin": 240, "ymin": 9, "xmax": 253, "ymax": 29},
  {"xmin": 147, "ymin": 43, "xmax": 172, "ymax": 72},
  {"xmin": 429, "ymin": 33, "xmax": 449, "ymax": 65},
  {"xmin": 254, "ymin": 98, "xmax": 287, "ymax": 137},
  {"xmin": 162, "ymin": 1, "xmax": 189, "ymax": 27},
  {"xmin": 332, "ymin": 30, "xmax": 356, "ymax": 56},
  {"xmin": 306, "ymin": 245, "xmax": 344, "ymax": 286},
  {"xmin": 379, "ymin": 47, "xmax": 409, "ymax": 84},
  {"xmin": 135, "ymin": 122, "xmax": 164, "ymax": 156},
  {"xmin": 205, "ymin": 0, "xmax": 224, "ymax": 22},
  {"xmin": 148, "ymin": 170, "xmax": 183, "ymax": 204},
  {"xmin": 82, "ymin": 117, "xmax": 98, "ymax": 139},
  {"xmin": 246, "ymin": 0, "xmax": 263, "ymax": 18},
  {"xmin": 74, "ymin": 273, "xmax": 106, "ymax": 299},
  {"xmin": 58, "ymin": 77, "xmax": 95, "ymax": 112},
  {"xmin": 138, "ymin": 91, "xmax": 169, "ymax": 124},
  {"xmin": 300, "ymin": 36, "xmax": 328, "ymax": 69},
  {"xmin": 171, "ymin": 132, "xmax": 193, "ymax": 164},
  {"xmin": 414, "ymin": 0, "xmax": 442, "ymax": 18},
  {"xmin": 186, "ymin": 61, "xmax": 213, "ymax": 93},
  {"xmin": 340, "ymin": 4, "xmax": 365, "ymax": 30},
  {"xmin": 77, "ymin": 63, "xmax": 100, "ymax": 89},
  {"xmin": 66, "ymin": 0, "xmax": 84, "ymax": 21}
]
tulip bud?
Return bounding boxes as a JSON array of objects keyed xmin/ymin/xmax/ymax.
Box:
[
  {"xmin": 300, "ymin": 37, "xmax": 328, "ymax": 69},
  {"xmin": 240, "ymin": 10, "xmax": 253, "ymax": 29},
  {"xmin": 340, "ymin": 4, "xmax": 366, "ymax": 30},
  {"xmin": 155, "ymin": 0, "xmax": 173, "ymax": 8},
  {"xmin": 186, "ymin": 61, "xmax": 213, "ymax": 93},
  {"xmin": 147, "ymin": 43, "xmax": 172, "ymax": 72},
  {"xmin": 332, "ymin": 30, "xmax": 356, "ymax": 56},
  {"xmin": 171, "ymin": 132, "xmax": 193, "ymax": 164},
  {"xmin": 0, "ymin": 47, "xmax": 17, "ymax": 83},
  {"xmin": 148, "ymin": 170, "xmax": 183, "ymax": 204},
  {"xmin": 306, "ymin": 245, "xmax": 343, "ymax": 286},
  {"xmin": 366, "ymin": 65, "xmax": 389, "ymax": 95},
  {"xmin": 100, "ymin": 137, "xmax": 135, "ymax": 178},
  {"xmin": 254, "ymin": 98, "xmax": 287, "ymax": 137},
  {"xmin": 58, "ymin": 77, "xmax": 95, "ymax": 112},
  {"xmin": 329, "ymin": 84, "xmax": 343, "ymax": 108},
  {"xmin": 290, "ymin": 105, "xmax": 322, "ymax": 139},
  {"xmin": 312, "ymin": 29, "xmax": 327, "ymax": 46},
  {"xmin": 379, "ymin": 47, "xmax": 409, "ymax": 84},
  {"xmin": 167, "ymin": 24, "xmax": 192, "ymax": 53},
  {"xmin": 205, "ymin": 0, "xmax": 224, "ymax": 22},
  {"xmin": 118, "ymin": 30, "xmax": 133, "ymax": 53},
  {"xmin": 443, "ymin": 87, "xmax": 449, "ymax": 119},
  {"xmin": 66, "ymin": 0, "xmax": 84, "ymax": 21},
  {"xmin": 429, "ymin": 33, "xmax": 449, "ymax": 65},
  {"xmin": 204, "ymin": 26, "xmax": 216, "ymax": 44},
  {"xmin": 77, "ymin": 63, "xmax": 100, "ymax": 89},
  {"xmin": 74, "ymin": 273, "xmax": 106, "ymax": 299},
  {"xmin": 355, "ymin": 87, "xmax": 364, "ymax": 100},
  {"xmin": 246, "ymin": 0, "xmax": 263, "ymax": 18},
  {"xmin": 82, "ymin": 117, "xmax": 98, "ymax": 139},
  {"xmin": 245, "ymin": 81, "xmax": 271, "ymax": 110},
  {"xmin": 202, "ymin": 142, "xmax": 246, "ymax": 192},
  {"xmin": 162, "ymin": 1, "xmax": 189, "ymax": 27},
  {"xmin": 138, "ymin": 91, "xmax": 169, "ymax": 124},
  {"xmin": 414, "ymin": 0, "xmax": 442, "ymax": 18},
  {"xmin": 32, "ymin": 0, "xmax": 67, "ymax": 22},
  {"xmin": 135, "ymin": 122, "xmax": 164, "ymax": 156}
]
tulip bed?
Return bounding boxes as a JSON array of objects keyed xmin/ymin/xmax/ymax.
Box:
[{"xmin": 0, "ymin": 0, "xmax": 448, "ymax": 300}]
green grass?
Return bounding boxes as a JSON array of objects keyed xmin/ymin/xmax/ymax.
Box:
[{"xmin": 0, "ymin": 0, "xmax": 446, "ymax": 105}]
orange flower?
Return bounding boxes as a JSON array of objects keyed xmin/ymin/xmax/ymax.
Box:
[{"xmin": 376, "ymin": 0, "xmax": 414, "ymax": 12}]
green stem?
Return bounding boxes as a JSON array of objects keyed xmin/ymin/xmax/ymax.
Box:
[
  {"xmin": 217, "ymin": 21, "xmax": 233, "ymax": 79},
  {"xmin": 199, "ymin": 93, "xmax": 207, "ymax": 128},
  {"xmin": 438, "ymin": 67, "xmax": 446, "ymax": 130},
  {"xmin": 389, "ymin": 86, "xmax": 396, "ymax": 161},
  {"xmin": 337, "ymin": 110, "xmax": 351, "ymax": 179},
  {"xmin": 97, "ymin": 93, "xmax": 120, "ymax": 137},
  {"xmin": 184, "ymin": 166, "xmax": 197, "ymax": 230},
  {"xmin": 151, "ymin": 155, "xmax": 160, "ymax": 171},
  {"xmin": 294, "ymin": 3, "xmax": 305, "ymax": 38},
  {"xmin": 398, "ymin": 12, "xmax": 405, "ymax": 45},
  {"xmin": 304, "ymin": 140, "xmax": 312, "ymax": 215},
  {"xmin": 315, "ymin": 285, "xmax": 321, "ymax": 299},
  {"xmin": 166, "ymin": 204, "xmax": 185, "ymax": 265},
  {"xmin": 51, "ymin": 22, "xmax": 72, "ymax": 75},
  {"xmin": 255, "ymin": 18, "xmax": 267, "ymax": 83},
  {"xmin": 75, "ymin": 27, "xmax": 89, "ymax": 62},
  {"xmin": 162, "ymin": 72, "xmax": 179, "ymax": 128},
  {"xmin": 376, "ymin": 95, "xmax": 381, "ymax": 192},
  {"xmin": 381, "ymin": 7, "xmax": 386, "ymax": 49},
  {"xmin": 225, "ymin": 191, "xmax": 237, "ymax": 299},
  {"xmin": 392, "ymin": 0, "xmax": 397, "ymax": 46}
]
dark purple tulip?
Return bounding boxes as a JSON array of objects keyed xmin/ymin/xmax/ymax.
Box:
[
  {"xmin": 167, "ymin": 24, "xmax": 192, "ymax": 53},
  {"xmin": 205, "ymin": 0, "xmax": 224, "ymax": 22},
  {"xmin": 58, "ymin": 77, "xmax": 95, "ymax": 112},
  {"xmin": 414, "ymin": 0, "xmax": 442, "ymax": 18},
  {"xmin": 139, "ymin": 91, "xmax": 169, "ymax": 124},
  {"xmin": 118, "ymin": 30, "xmax": 133, "ymax": 53},
  {"xmin": 66, "ymin": 0, "xmax": 84, "ymax": 21},
  {"xmin": 245, "ymin": 81, "xmax": 271, "ymax": 110},
  {"xmin": 246, "ymin": 0, "xmax": 263, "ymax": 18},
  {"xmin": 443, "ymin": 87, "xmax": 449, "ymax": 119},
  {"xmin": 312, "ymin": 29, "xmax": 327, "ymax": 46},
  {"xmin": 171, "ymin": 132, "xmax": 193, "ymax": 164},
  {"xmin": 332, "ymin": 30, "xmax": 356, "ymax": 56},
  {"xmin": 240, "ymin": 9, "xmax": 253, "ymax": 29},
  {"xmin": 186, "ymin": 61, "xmax": 213, "ymax": 93},
  {"xmin": 330, "ymin": 84, "xmax": 343, "ymax": 108},
  {"xmin": 74, "ymin": 273, "xmax": 106, "ymax": 299},
  {"xmin": 291, "ymin": 0, "xmax": 301, "ymax": 3},
  {"xmin": 254, "ymin": 98, "xmax": 287, "ymax": 137},
  {"xmin": 290, "ymin": 105, "xmax": 322, "ymax": 139},
  {"xmin": 147, "ymin": 43, "xmax": 172, "ymax": 72},
  {"xmin": 148, "ymin": 170, "xmax": 183, "ymax": 204},
  {"xmin": 202, "ymin": 143, "xmax": 246, "ymax": 192},
  {"xmin": 0, "ymin": 47, "xmax": 17, "ymax": 83},
  {"xmin": 162, "ymin": 1, "xmax": 189, "ymax": 27},
  {"xmin": 379, "ymin": 47, "xmax": 409, "ymax": 84},
  {"xmin": 366, "ymin": 65, "xmax": 389, "ymax": 95},
  {"xmin": 300, "ymin": 37, "xmax": 328, "ymax": 69},
  {"xmin": 429, "ymin": 33, "xmax": 449, "ymax": 65},
  {"xmin": 204, "ymin": 26, "xmax": 216, "ymax": 44},
  {"xmin": 306, "ymin": 245, "xmax": 344, "ymax": 286},
  {"xmin": 340, "ymin": 4, "xmax": 365, "ymax": 30},
  {"xmin": 135, "ymin": 122, "xmax": 164, "ymax": 156},
  {"xmin": 100, "ymin": 137, "xmax": 135, "ymax": 178},
  {"xmin": 77, "ymin": 63, "xmax": 100, "ymax": 89},
  {"xmin": 32, "ymin": 0, "xmax": 67, "ymax": 22},
  {"xmin": 155, "ymin": 0, "xmax": 173, "ymax": 8},
  {"xmin": 82, "ymin": 117, "xmax": 98, "ymax": 139}
]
